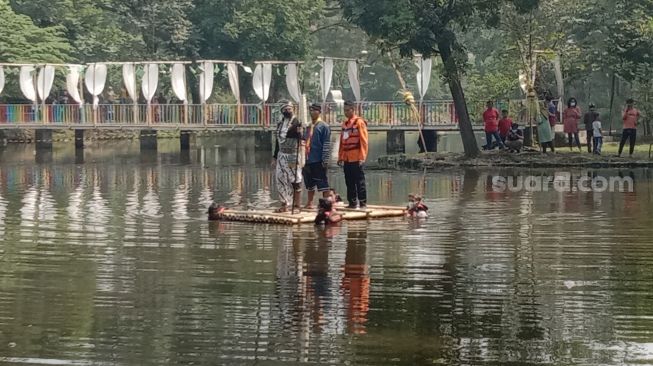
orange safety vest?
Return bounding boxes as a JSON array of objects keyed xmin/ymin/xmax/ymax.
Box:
[{"xmin": 341, "ymin": 117, "xmax": 366, "ymax": 151}]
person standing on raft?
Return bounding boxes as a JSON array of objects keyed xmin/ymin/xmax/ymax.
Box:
[
  {"xmin": 273, "ymin": 101, "xmax": 305, "ymax": 213},
  {"xmin": 303, "ymin": 103, "xmax": 332, "ymax": 210},
  {"xmin": 338, "ymin": 101, "xmax": 369, "ymax": 209}
]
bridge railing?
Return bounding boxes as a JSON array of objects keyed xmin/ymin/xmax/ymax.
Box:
[{"xmin": 0, "ymin": 101, "xmax": 505, "ymax": 127}]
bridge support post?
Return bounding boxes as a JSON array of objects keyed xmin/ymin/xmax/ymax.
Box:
[
  {"xmin": 255, "ymin": 130, "xmax": 273, "ymax": 151},
  {"xmin": 180, "ymin": 130, "xmax": 196, "ymax": 150},
  {"xmin": 140, "ymin": 129, "xmax": 158, "ymax": 151},
  {"xmin": 387, "ymin": 130, "xmax": 405, "ymax": 154},
  {"xmin": 74, "ymin": 129, "xmax": 85, "ymax": 150},
  {"xmin": 34, "ymin": 129, "xmax": 53, "ymax": 163},
  {"xmin": 35, "ymin": 129, "xmax": 53, "ymax": 150},
  {"xmin": 418, "ymin": 130, "xmax": 438, "ymax": 153}
]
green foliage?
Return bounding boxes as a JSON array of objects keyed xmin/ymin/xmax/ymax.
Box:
[
  {"xmin": 0, "ymin": 0, "xmax": 70, "ymax": 63},
  {"xmin": 193, "ymin": 0, "xmax": 323, "ymax": 62}
]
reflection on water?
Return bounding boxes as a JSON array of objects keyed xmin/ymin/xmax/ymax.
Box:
[{"xmin": 0, "ymin": 142, "xmax": 653, "ymax": 365}]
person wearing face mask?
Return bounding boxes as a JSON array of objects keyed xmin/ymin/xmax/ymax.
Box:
[
  {"xmin": 563, "ymin": 97, "xmax": 582, "ymax": 152},
  {"xmin": 272, "ymin": 101, "xmax": 305, "ymax": 213}
]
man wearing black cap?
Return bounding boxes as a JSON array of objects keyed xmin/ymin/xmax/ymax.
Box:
[
  {"xmin": 273, "ymin": 101, "xmax": 304, "ymax": 213},
  {"xmin": 303, "ymin": 103, "xmax": 332, "ymax": 209},
  {"xmin": 338, "ymin": 100, "xmax": 368, "ymax": 209}
]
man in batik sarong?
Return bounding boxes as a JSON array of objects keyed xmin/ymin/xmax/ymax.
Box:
[{"xmin": 273, "ymin": 101, "xmax": 305, "ymax": 213}]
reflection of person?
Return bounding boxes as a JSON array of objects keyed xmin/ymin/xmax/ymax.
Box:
[
  {"xmin": 341, "ymin": 227, "xmax": 370, "ymax": 335},
  {"xmin": 303, "ymin": 230, "xmax": 332, "ymax": 333},
  {"xmin": 273, "ymin": 101, "xmax": 304, "ymax": 213}
]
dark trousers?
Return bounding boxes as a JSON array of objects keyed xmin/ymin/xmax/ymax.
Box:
[
  {"xmin": 593, "ymin": 136, "xmax": 603, "ymax": 154},
  {"xmin": 484, "ymin": 131, "xmax": 505, "ymax": 150},
  {"xmin": 343, "ymin": 162, "xmax": 367, "ymax": 206},
  {"xmin": 586, "ymin": 130, "xmax": 593, "ymax": 153},
  {"xmin": 542, "ymin": 141, "xmax": 555, "ymax": 153},
  {"xmin": 567, "ymin": 132, "xmax": 581, "ymax": 149},
  {"xmin": 619, "ymin": 128, "xmax": 637, "ymax": 156}
]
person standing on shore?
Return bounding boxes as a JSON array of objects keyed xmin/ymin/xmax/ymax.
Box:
[
  {"xmin": 338, "ymin": 101, "xmax": 368, "ymax": 209},
  {"xmin": 482, "ymin": 101, "xmax": 506, "ymax": 150},
  {"xmin": 538, "ymin": 103, "xmax": 555, "ymax": 153},
  {"xmin": 547, "ymin": 95, "xmax": 558, "ymax": 128},
  {"xmin": 273, "ymin": 101, "xmax": 304, "ymax": 213},
  {"xmin": 592, "ymin": 116, "xmax": 603, "ymax": 155},
  {"xmin": 563, "ymin": 97, "xmax": 582, "ymax": 151},
  {"xmin": 618, "ymin": 99, "xmax": 641, "ymax": 157},
  {"xmin": 303, "ymin": 103, "xmax": 331, "ymax": 209},
  {"xmin": 583, "ymin": 104, "xmax": 599, "ymax": 153}
]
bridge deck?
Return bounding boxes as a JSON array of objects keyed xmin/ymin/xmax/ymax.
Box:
[{"xmin": 0, "ymin": 101, "xmax": 491, "ymax": 132}]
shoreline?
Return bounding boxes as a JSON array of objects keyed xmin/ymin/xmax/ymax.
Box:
[{"xmin": 377, "ymin": 150, "xmax": 653, "ymax": 170}]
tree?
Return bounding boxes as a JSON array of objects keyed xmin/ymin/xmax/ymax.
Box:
[
  {"xmin": 338, "ymin": 0, "xmax": 540, "ymax": 157},
  {"xmin": 0, "ymin": 0, "xmax": 70, "ymax": 63}
]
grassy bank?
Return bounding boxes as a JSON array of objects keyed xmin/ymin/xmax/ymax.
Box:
[{"xmin": 378, "ymin": 142, "xmax": 653, "ymax": 170}]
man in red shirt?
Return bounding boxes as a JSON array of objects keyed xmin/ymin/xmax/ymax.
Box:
[
  {"xmin": 498, "ymin": 109, "xmax": 512, "ymax": 143},
  {"xmin": 618, "ymin": 98, "xmax": 640, "ymax": 157},
  {"xmin": 483, "ymin": 101, "xmax": 506, "ymax": 150}
]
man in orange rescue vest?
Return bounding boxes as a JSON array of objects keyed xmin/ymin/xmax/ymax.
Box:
[{"xmin": 338, "ymin": 101, "xmax": 369, "ymax": 209}]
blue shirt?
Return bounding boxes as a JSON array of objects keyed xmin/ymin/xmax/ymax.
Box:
[{"xmin": 306, "ymin": 120, "xmax": 331, "ymax": 164}]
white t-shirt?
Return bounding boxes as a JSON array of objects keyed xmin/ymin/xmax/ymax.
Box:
[{"xmin": 592, "ymin": 120, "xmax": 602, "ymax": 137}]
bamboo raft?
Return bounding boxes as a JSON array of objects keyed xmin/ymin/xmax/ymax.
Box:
[{"xmin": 212, "ymin": 205, "xmax": 407, "ymax": 225}]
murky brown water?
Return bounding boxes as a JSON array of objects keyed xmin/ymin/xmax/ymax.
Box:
[{"xmin": 1, "ymin": 139, "xmax": 653, "ymax": 365}]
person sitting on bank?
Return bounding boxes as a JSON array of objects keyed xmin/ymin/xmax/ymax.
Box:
[
  {"xmin": 505, "ymin": 123, "xmax": 524, "ymax": 153},
  {"xmin": 303, "ymin": 103, "xmax": 331, "ymax": 210},
  {"xmin": 338, "ymin": 101, "xmax": 369, "ymax": 209}
]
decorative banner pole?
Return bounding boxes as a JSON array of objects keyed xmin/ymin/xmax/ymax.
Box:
[
  {"xmin": 198, "ymin": 60, "xmax": 243, "ymax": 125},
  {"xmin": 318, "ymin": 56, "xmax": 362, "ymax": 119},
  {"xmin": 415, "ymin": 55, "xmax": 433, "ymax": 152}
]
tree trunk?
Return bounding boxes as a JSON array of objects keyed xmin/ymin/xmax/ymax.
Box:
[{"xmin": 438, "ymin": 39, "xmax": 480, "ymax": 157}]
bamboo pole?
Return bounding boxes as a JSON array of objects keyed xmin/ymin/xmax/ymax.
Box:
[
  {"xmin": 316, "ymin": 56, "xmax": 359, "ymax": 62},
  {"xmin": 254, "ymin": 61, "xmax": 305, "ymax": 65}
]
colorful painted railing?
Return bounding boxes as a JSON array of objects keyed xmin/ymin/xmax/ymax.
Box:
[{"xmin": 0, "ymin": 101, "xmax": 513, "ymax": 127}]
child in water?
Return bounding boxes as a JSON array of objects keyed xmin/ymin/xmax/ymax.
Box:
[
  {"xmin": 314, "ymin": 198, "xmax": 343, "ymax": 225},
  {"xmin": 208, "ymin": 202, "xmax": 227, "ymax": 221},
  {"xmin": 328, "ymin": 189, "xmax": 344, "ymax": 207},
  {"xmin": 406, "ymin": 194, "xmax": 428, "ymax": 218}
]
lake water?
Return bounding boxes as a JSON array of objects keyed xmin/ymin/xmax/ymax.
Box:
[{"xmin": 1, "ymin": 137, "xmax": 653, "ymax": 365}]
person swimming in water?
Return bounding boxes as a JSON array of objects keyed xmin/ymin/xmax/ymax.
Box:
[
  {"xmin": 406, "ymin": 194, "xmax": 428, "ymax": 218},
  {"xmin": 208, "ymin": 202, "xmax": 227, "ymax": 221},
  {"xmin": 314, "ymin": 198, "xmax": 343, "ymax": 225}
]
